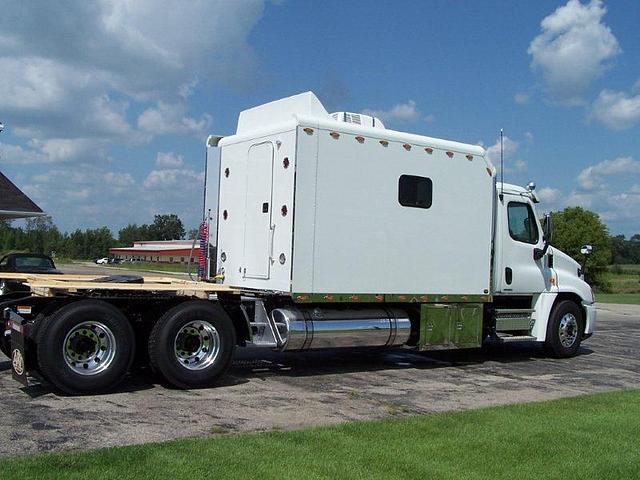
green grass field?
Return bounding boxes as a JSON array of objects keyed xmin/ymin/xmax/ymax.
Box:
[
  {"xmin": 599, "ymin": 264, "xmax": 640, "ymax": 304},
  {"xmin": 1, "ymin": 390, "xmax": 638, "ymax": 480},
  {"xmin": 105, "ymin": 261, "xmax": 195, "ymax": 274},
  {"xmin": 596, "ymin": 293, "xmax": 640, "ymax": 305}
]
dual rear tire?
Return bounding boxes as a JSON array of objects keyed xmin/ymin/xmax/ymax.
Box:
[
  {"xmin": 148, "ymin": 301, "xmax": 236, "ymax": 389},
  {"xmin": 35, "ymin": 299, "xmax": 235, "ymax": 394},
  {"xmin": 36, "ymin": 300, "xmax": 135, "ymax": 395}
]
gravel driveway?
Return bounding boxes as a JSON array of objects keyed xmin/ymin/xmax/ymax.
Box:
[{"xmin": 0, "ymin": 303, "xmax": 638, "ymax": 457}]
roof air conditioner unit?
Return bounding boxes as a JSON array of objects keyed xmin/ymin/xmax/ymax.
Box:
[{"xmin": 331, "ymin": 112, "xmax": 385, "ymax": 129}]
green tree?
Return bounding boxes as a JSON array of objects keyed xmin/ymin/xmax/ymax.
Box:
[
  {"xmin": 551, "ymin": 207, "xmax": 611, "ymax": 290},
  {"xmin": 149, "ymin": 214, "xmax": 185, "ymax": 240}
]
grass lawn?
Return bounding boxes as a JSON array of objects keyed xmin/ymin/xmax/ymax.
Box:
[
  {"xmin": 106, "ymin": 261, "xmax": 195, "ymax": 274},
  {"xmin": 1, "ymin": 390, "xmax": 639, "ymax": 480},
  {"xmin": 596, "ymin": 293, "xmax": 640, "ymax": 305}
]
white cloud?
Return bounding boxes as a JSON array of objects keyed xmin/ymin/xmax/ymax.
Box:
[
  {"xmin": 524, "ymin": 157, "xmax": 640, "ymax": 234},
  {"xmin": 1, "ymin": 138, "xmax": 105, "ymax": 164},
  {"xmin": 590, "ymin": 89, "xmax": 640, "ymax": 130},
  {"xmin": 143, "ymin": 168, "xmax": 204, "ymax": 189},
  {"xmin": 23, "ymin": 161, "xmax": 204, "ymax": 232},
  {"xmin": 0, "ymin": 1, "xmax": 265, "ymax": 152},
  {"xmin": 565, "ymin": 156, "xmax": 640, "ymax": 232},
  {"xmin": 528, "ymin": 0, "xmax": 620, "ymax": 105},
  {"xmin": 537, "ymin": 187, "xmax": 562, "ymax": 204},
  {"xmin": 484, "ymin": 135, "xmax": 526, "ymax": 173},
  {"xmin": 138, "ymin": 102, "xmax": 212, "ymax": 137},
  {"xmin": 514, "ymin": 92, "xmax": 531, "ymax": 104},
  {"xmin": 103, "ymin": 172, "xmax": 135, "ymax": 187},
  {"xmin": 577, "ymin": 156, "xmax": 640, "ymax": 190},
  {"xmin": 362, "ymin": 100, "xmax": 423, "ymax": 123},
  {"xmin": 155, "ymin": 152, "xmax": 184, "ymax": 169}
]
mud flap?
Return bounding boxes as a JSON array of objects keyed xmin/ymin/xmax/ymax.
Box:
[{"xmin": 4, "ymin": 309, "xmax": 28, "ymax": 387}]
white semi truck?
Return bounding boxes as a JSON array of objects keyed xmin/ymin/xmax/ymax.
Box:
[{"xmin": 2, "ymin": 92, "xmax": 595, "ymax": 394}]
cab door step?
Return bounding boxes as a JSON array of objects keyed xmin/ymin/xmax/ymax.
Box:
[
  {"xmin": 494, "ymin": 308, "xmax": 535, "ymax": 332},
  {"xmin": 495, "ymin": 332, "xmax": 537, "ymax": 343}
]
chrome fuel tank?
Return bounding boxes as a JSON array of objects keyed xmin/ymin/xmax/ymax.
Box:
[{"xmin": 271, "ymin": 307, "xmax": 411, "ymax": 351}]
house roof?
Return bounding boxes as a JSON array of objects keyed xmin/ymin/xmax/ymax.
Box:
[{"xmin": 0, "ymin": 171, "xmax": 44, "ymax": 220}]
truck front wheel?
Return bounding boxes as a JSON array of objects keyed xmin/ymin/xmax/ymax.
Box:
[
  {"xmin": 148, "ymin": 301, "xmax": 235, "ymax": 389},
  {"xmin": 36, "ymin": 300, "xmax": 135, "ymax": 394},
  {"xmin": 545, "ymin": 300, "xmax": 583, "ymax": 358}
]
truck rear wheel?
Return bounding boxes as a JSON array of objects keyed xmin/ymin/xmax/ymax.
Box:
[
  {"xmin": 148, "ymin": 301, "xmax": 235, "ymax": 389},
  {"xmin": 36, "ymin": 300, "xmax": 135, "ymax": 394},
  {"xmin": 545, "ymin": 300, "xmax": 583, "ymax": 358}
]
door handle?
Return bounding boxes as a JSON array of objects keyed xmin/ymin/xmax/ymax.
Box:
[
  {"xmin": 269, "ymin": 224, "xmax": 276, "ymax": 264},
  {"xmin": 505, "ymin": 267, "xmax": 513, "ymax": 285}
]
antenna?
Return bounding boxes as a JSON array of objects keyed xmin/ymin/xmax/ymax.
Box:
[{"xmin": 500, "ymin": 128, "xmax": 504, "ymax": 200}]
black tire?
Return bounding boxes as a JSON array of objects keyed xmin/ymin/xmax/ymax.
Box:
[
  {"xmin": 36, "ymin": 300, "xmax": 135, "ymax": 394},
  {"xmin": 148, "ymin": 301, "xmax": 235, "ymax": 389},
  {"xmin": 545, "ymin": 300, "xmax": 583, "ymax": 358}
]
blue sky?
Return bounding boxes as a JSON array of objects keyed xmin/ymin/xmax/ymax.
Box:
[{"xmin": 0, "ymin": 0, "xmax": 639, "ymax": 236}]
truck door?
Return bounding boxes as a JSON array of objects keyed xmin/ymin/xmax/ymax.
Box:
[
  {"xmin": 497, "ymin": 197, "xmax": 554, "ymax": 293},
  {"xmin": 243, "ymin": 142, "xmax": 274, "ymax": 280}
]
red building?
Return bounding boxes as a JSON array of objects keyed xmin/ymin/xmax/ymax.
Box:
[{"xmin": 110, "ymin": 240, "xmax": 197, "ymax": 264}]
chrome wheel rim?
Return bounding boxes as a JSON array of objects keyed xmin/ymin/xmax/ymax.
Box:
[
  {"xmin": 558, "ymin": 313, "xmax": 578, "ymax": 348},
  {"xmin": 63, "ymin": 321, "xmax": 117, "ymax": 375},
  {"xmin": 174, "ymin": 320, "xmax": 220, "ymax": 370}
]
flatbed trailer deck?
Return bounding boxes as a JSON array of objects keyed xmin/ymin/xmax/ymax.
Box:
[{"xmin": 0, "ymin": 272, "xmax": 238, "ymax": 298}]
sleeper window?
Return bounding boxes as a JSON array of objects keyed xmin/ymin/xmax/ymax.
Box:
[
  {"xmin": 507, "ymin": 202, "xmax": 539, "ymax": 244},
  {"xmin": 398, "ymin": 175, "xmax": 432, "ymax": 209}
]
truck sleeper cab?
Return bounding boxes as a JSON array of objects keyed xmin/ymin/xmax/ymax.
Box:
[{"xmin": 1, "ymin": 92, "xmax": 595, "ymax": 394}]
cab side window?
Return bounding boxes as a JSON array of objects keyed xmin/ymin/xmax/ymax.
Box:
[{"xmin": 508, "ymin": 202, "xmax": 539, "ymax": 244}]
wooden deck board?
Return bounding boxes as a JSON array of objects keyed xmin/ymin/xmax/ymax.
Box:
[{"xmin": 0, "ymin": 272, "xmax": 237, "ymax": 297}]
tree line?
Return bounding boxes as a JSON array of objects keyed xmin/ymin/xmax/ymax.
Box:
[{"xmin": 0, "ymin": 214, "xmax": 189, "ymax": 260}]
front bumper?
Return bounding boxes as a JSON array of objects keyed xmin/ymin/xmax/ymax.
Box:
[{"xmin": 582, "ymin": 301, "xmax": 596, "ymax": 336}]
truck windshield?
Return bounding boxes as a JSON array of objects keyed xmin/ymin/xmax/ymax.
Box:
[{"xmin": 508, "ymin": 202, "xmax": 539, "ymax": 244}]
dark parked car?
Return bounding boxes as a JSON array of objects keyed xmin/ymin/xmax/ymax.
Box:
[
  {"xmin": 0, "ymin": 253, "xmax": 61, "ymax": 295},
  {"xmin": 1, "ymin": 254, "xmax": 61, "ymax": 357},
  {"xmin": 0, "ymin": 253, "xmax": 61, "ymax": 275}
]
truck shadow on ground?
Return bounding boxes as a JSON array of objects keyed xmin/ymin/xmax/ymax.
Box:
[
  {"xmin": 2, "ymin": 344, "xmax": 595, "ymax": 396},
  {"xmin": 225, "ymin": 343, "xmax": 595, "ymax": 381}
]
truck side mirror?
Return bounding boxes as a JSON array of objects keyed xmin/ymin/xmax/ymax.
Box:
[
  {"xmin": 533, "ymin": 213, "xmax": 552, "ymax": 260},
  {"xmin": 542, "ymin": 212, "xmax": 553, "ymax": 242},
  {"xmin": 579, "ymin": 244, "xmax": 593, "ymax": 280}
]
